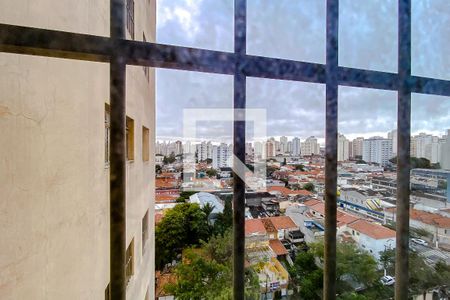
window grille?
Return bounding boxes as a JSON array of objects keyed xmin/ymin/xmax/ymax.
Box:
[{"xmin": 1, "ymin": 0, "xmax": 450, "ymax": 299}]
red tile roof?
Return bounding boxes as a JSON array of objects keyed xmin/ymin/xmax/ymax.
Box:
[
  {"xmin": 266, "ymin": 216, "xmax": 297, "ymax": 230},
  {"xmin": 348, "ymin": 220, "xmax": 396, "ymax": 240},
  {"xmin": 245, "ymin": 219, "xmax": 267, "ymax": 235},
  {"xmin": 269, "ymin": 239, "xmax": 288, "ymax": 256},
  {"xmin": 303, "ymin": 199, "xmax": 321, "ymax": 207},
  {"xmin": 267, "ymin": 186, "xmax": 313, "ymax": 196},
  {"xmin": 388, "ymin": 208, "xmax": 450, "ymax": 229}
]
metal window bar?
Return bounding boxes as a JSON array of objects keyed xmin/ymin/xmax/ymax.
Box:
[{"xmin": 1, "ymin": 0, "xmax": 450, "ymax": 299}]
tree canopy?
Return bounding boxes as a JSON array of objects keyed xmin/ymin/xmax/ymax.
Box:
[
  {"xmin": 303, "ymin": 182, "xmax": 315, "ymax": 192},
  {"xmin": 165, "ymin": 231, "xmax": 260, "ymax": 300},
  {"xmin": 155, "ymin": 203, "xmax": 209, "ymax": 269},
  {"xmin": 389, "ymin": 156, "xmax": 441, "ymax": 169}
]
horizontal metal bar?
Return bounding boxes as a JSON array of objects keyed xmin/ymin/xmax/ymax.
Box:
[
  {"xmin": 338, "ymin": 66, "xmax": 399, "ymax": 91},
  {"xmin": 243, "ymin": 55, "xmax": 326, "ymax": 83},
  {"xmin": 410, "ymin": 75, "xmax": 450, "ymax": 97},
  {"xmin": 122, "ymin": 40, "xmax": 236, "ymax": 75},
  {"xmin": 0, "ymin": 23, "xmax": 111, "ymax": 62},
  {"xmin": 2, "ymin": 23, "xmax": 450, "ymax": 98}
]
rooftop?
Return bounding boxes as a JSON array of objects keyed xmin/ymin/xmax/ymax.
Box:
[
  {"xmin": 269, "ymin": 239, "xmax": 288, "ymax": 256},
  {"xmin": 348, "ymin": 220, "xmax": 396, "ymax": 240},
  {"xmin": 245, "ymin": 219, "xmax": 267, "ymax": 236}
]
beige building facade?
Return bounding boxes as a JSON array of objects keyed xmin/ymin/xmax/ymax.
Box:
[{"xmin": 0, "ymin": 1, "xmax": 156, "ymax": 299}]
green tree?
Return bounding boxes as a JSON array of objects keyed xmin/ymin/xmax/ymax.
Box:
[
  {"xmin": 206, "ymin": 168, "xmax": 218, "ymax": 177},
  {"xmin": 310, "ymin": 241, "xmax": 378, "ymax": 295},
  {"xmin": 303, "ymin": 182, "xmax": 315, "ymax": 192},
  {"xmin": 155, "ymin": 203, "xmax": 209, "ymax": 269},
  {"xmin": 163, "ymin": 152, "xmax": 176, "ymax": 164},
  {"xmin": 165, "ymin": 231, "xmax": 260, "ymax": 300},
  {"xmin": 213, "ymin": 196, "xmax": 233, "ymax": 236},
  {"xmin": 295, "ymin": 164, "xmax": 305, "ymax": 171},
  {"xmin": 379, "ymin": 248, "xmax": 450, "ymax": 297},
  {"xmin": 288, "ymin": 251, "xmax": 323, "ymax": 299}
]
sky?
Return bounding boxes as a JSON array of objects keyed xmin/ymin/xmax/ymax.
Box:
[{"xmin": 156, "ymin": 0, "xmax": 450, "ymax": 143}]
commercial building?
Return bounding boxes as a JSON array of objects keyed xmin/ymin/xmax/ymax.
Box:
[{"xmin": 0, "ymin": 1, "xmax": 156, "ymax": 299}]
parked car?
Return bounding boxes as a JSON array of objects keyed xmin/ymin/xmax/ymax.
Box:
[
  {"xmin": 380, "ymin": 275, "xmax": 395, "ymax": 286},
  {"xmin": 411, "ymin": 238, "xmax": 428, "ymax": 246}
]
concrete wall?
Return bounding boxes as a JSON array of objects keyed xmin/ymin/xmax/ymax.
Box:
[{"xmin": 0, "ymin": 1, "xmax": 156, "ymax": 299}]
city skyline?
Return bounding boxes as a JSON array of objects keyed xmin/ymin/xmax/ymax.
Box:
[{"xmin": 156, "ymin": 0, "xmax": 450, "ymax": 141}]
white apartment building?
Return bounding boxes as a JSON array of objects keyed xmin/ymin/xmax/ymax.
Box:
[
  {"xmin": 280, "ymin": 136, "xmax": 288, "ymax": 154},
  {"xmin": 338, "ymin": 134, "xmax": 350, "ymax": 162},
  {"xmin": 254, "ymin": 141, "xmax": 264, "ymax": 159},
  {"xmin": 0, "ymin": 1, "xmax": 156, "ymax": 299},
  {"xmin": 362, "ymin": 137, "xmax": 393, "ymax": 166},
  {"xmin": 301, "ymin": 136, "xmax": 320, "ymax": 156},
  {"xmin": 388, "ymin": 129, "xmax": 397, "ymax": 155},
  {"xmin": 197, "ymin": 141, "xmax": 213, "ymax": 161},
  {"xmin": 292, "ymin": 137, "xmax": 301, "ymax": 156},
  {"xmin": 440, "ymin": 130, "xmax": 450, "ymax": 169},
  {"xmin": 212, "ymin": 143, "xmax": 232, "ymax": 169}
]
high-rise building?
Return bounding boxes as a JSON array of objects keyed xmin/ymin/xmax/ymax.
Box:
[
  {"xmin": 292, "ymin": 137, "xmax": 301, "ymax": 156},
  {"xmin": 0, "ymin": 1, "xmax": 156, "ymax": 299},
  {"xmin": 388, "ymin": 129, "xmax": 397, "ymax": 155},
  {"xmin": 301, "ymin": 136, "xmax": 320, "ymax": 156},
  {"xmin": 212, "ymin": 143, "xmax": 232, "ymax": 169},
  {"xmin": 338, "ymin": 134, "xmax": 349, "ymax": 162},
  {"xmin": 352, "ymin": 137, "xmax": 364, "ymax": 158},
  {"xmin": 265, "ymin": 138, "xmax": 276, "ymax": 158},
  {"xmin": 280, "ymin": 136, "xmax": 288, "ymax": 154},
  {"xmin": 439, "ymin": 130, "xmax": 450, "ymax": 169},
  {"xmin": 362, "ymin": 137, "xmax": 393, "ymax": 166},
  {"xmin": 254, "ymin": 141, "xmax": 264, "ymax": 159},
  {"xmin": 197, "ymin": 141, "xmax": 212, "ymax": 161},
  {"xmin": 287, "ymin": 141, "xmax": 293, "ymax": 154},
  {"xmin": 175, "ymin": 140, "xmax": 183, "ymax": 155}
]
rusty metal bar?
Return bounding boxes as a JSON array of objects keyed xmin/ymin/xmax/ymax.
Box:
[
  {"xmin": 324, "ymin": 0, "xmax": 339, "ymax": 299},
  {"xmin": 395, "ymin": 0, "xmax": 412, "ymax": 299},
  {"xmin": 110, "ymin": 0, "xmax": 127, "ymax": 299},
  {"xmin": 233, "ymin": 1, "xmax": 246, "ymax": 299}
]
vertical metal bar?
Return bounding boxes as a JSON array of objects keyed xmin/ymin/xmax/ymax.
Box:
[
  {"xmin": 395, "ymin": 1, "xmax": 411, "ymax": 299},
  {"xmin": 324, "ymin": 0, "xmax": 339, "ymax": 299},
  {"xmin": 233, "ymin": 0, "xmax": 246, "ymax": 299},
  {"xmin": 110, "ymin": 0, "xmax": 127, "ymax": 300}
]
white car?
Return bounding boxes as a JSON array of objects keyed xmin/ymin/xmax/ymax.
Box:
[
  {"xmin": 411, "ymin": 238, "xmax": 428, "ymax": 246},
  {"xmin": 380, "ymin": 275, "xmax": 395, "ymax": 286}
]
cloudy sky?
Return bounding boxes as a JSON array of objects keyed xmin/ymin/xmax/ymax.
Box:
[{"xmin": 156, "ymin": 0, "xmax": 450, "ymax": 143}]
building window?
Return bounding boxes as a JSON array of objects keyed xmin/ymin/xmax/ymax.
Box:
[
  {"xmin": 105, "ymin": 104, "xmax": 110, "ymax": 164},
  {"xmin": 143, "ymin": 33, "xmax": 149, "ymax": 81},
  {"xmin": 126, "ymin": 238, "xmax": 135, "ymax": 284},
  {"xmin": 142, "ymin": 126, "xmax": 150, "ymax": 162},
  {"xmin": 126, "ymin": 0, "xmax": 135, "ymax": 39},
  {"xmin": 126, "ymin": 116, "xmax": 134, "ymax": 161},
  {"xmin": 142, "ymin": 209, "xmax": 149, "ymax": 254}
]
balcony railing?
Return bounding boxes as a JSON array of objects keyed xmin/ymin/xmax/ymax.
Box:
[{"xmin": 1, "ymin": 0, "xmax": 450, "ymax": 299}]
